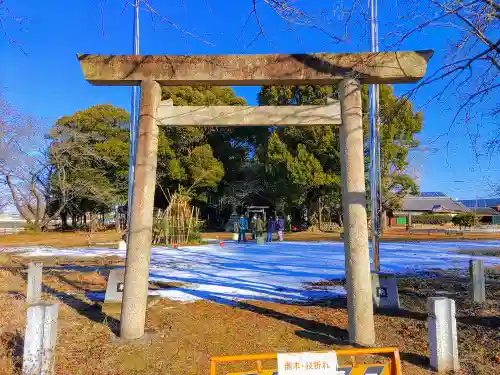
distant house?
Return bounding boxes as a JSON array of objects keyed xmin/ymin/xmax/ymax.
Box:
[
  {"xmin": 458, "ymin": 197, "xmax": 500, "ymax": 224},
  {"xmin": 399, "ymin": 192, "xmax": 469, "ymax": 215},
  {"xmin": 387, "ymin": 192, "xmax": 468, "ymax": 226},
  {"xmin": 0, "ymin": 212, "xmax": 27, "ymax": 235}
]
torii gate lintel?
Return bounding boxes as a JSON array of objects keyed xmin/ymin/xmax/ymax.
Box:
[{"xmin": 77, "ymin": 50, "xmax": 433, "ymax": 86}]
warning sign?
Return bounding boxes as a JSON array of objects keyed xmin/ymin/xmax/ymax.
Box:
[{"xmin": 277, "ymin": 352, "xmax": 338, "ymax": 374}]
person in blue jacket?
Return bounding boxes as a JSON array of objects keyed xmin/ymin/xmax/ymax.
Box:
[
  {"xmin": 238, "ymin": 214, "xmax": 248, "ymax": 243},
  {"xmin": 266, "ymin": 216, "xmax": 276, "ymax": 242}
]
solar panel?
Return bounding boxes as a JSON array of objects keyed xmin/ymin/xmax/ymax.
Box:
[
  {"xmin": 458, "ymin": 198, "xmax": 500, "ymax": 208},
  {"xmin": 418, "ymin": 192, "xmax": 447, "ymax": 197}
]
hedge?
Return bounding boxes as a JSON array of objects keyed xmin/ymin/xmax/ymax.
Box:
[{"xmin": 411, "ymin": 214, "xmax": 453, "ymax": 225}]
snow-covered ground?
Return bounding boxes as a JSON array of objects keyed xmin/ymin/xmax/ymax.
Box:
[{"xmin": 2, "ymin": 240, "xmax": 500, "ymax": 303}]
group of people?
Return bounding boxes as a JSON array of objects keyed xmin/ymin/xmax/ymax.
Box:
[{"xmin": 237, "ymin": 214, "xmax": 285, "ymax": 243}]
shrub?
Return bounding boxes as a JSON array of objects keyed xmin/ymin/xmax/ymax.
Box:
[
  {"xmin": 411, "ymin": 214, "xmax": 453, "ymax": 225},
  {"xmin": 452, "ymin": 213, "xmax": 478, "ymax": 229}
]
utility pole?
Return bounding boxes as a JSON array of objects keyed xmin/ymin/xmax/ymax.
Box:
[
  {"xmin": 369, "ymin": 0, "xmax": 381, "ymax": 271},
  {"xmin": 126, "ymin": 0, "xmax": 140, "ymax": 233}
]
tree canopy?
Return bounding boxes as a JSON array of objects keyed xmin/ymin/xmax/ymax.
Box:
[
  {"xmin": 12, "ymin": 83, "xmax": 424, "ymax": 230},
  {"xmin": 258, "ymin": 84, "xmax": 422, "ymax": 219}
]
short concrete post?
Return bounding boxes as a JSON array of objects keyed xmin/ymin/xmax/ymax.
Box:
[
  {"xmin": 469, "ymin": 260, "xmax": 485, "ymax": 303},
  {"xmin": 120, "ymin": 80, "xmax": 162, "ymax": 340},
  {"xmin": 339, "ymin": 77, "xmax": 375, "ymax": 346},
  {"xmin": 27, "ymin": 262, "xmax": 43, "ymax": 304},
  {"xmin": 371, "ymin": 272, "xmax": 400, "ymax": 309},
  {"xmin": 22, "ymin": 303, "xmax": 59, "ymax": 375},
  {"xmin": 427, "ymin": 297, "xmax": 459, "ymax": 373}
]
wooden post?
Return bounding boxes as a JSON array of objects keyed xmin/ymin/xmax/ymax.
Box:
[
  {"xmin": 120, "ymin": 80, "xmax": 161, "ymax": 340},
  {"xmin": 339, "ymin": 76, "xmax": 376, "ymax": 346}
]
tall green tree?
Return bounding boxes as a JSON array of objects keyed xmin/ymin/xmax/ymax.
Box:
[
  {"xmin": 160, "ymin": 86, "xmax": 257, "ymax": 205},
  {"xmin": 258, "ymin": 85, "xmax": 342, "ymax": 217},
  {"xmin": 258, "ymin": 84, "xmax": 422, "ymax": 223},
  {"xmin": 49, "ymin": 104, "xmax": 130, "ymax": 223}
]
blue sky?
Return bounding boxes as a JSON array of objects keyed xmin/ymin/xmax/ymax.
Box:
[{"xmin": 1, "ymin": 0, "xmax": 498, "ymax": 199}]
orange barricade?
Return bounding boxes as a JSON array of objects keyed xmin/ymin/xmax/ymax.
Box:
[{"xmin": 210, "ymin": 347, "xmax": 402, "ymax": 375}]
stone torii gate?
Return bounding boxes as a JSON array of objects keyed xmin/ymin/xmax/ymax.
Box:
[{"xmin": 78, "ymin": 51, "xmax": 432, "ymax": 345}]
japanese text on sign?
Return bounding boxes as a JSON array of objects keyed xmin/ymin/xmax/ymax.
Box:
[{"xmin": 277, "ymin": 352, "xmax": 337, "ymax": 374}]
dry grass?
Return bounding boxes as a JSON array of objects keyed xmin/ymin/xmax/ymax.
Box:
[
  {"xmin": 0, "ymin": 256, "xmax": 498, "ymax": 375},
  {"xmin": 0, "ymin": 227, "xmax": 498, "ymax": 249},
  {"xmin": 0, "ymin": 231, "xmax": 122, "ymax": 248}
]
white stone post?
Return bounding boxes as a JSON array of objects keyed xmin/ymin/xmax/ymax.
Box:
[
  {"xmin": 118, "ymin": 240, "xmax": 127, "ymax": 251},
  {"xmin": 22, "ymin": 303, "xmax": 59, "ymax": 375},
  {"xmin": 427, "ymin": 297, "xmax": 459, "ymax": 373},
  {"xmin": 27, "ymin": 262, "xmax": 43, "ymax": 304},
  {"xmin": 469, "ymin": 260, "xmax": 485, "ymax": 303},
  {"xmin": 339, "ymin": 77, "xmax": 375, "ymax": 346}
]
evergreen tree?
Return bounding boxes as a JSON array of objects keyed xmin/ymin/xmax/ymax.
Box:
[{"xmin": 258, "ymin": 84, "xmax": 422, "ymax": 223}]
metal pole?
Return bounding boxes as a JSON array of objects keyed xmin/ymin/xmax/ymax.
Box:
[
  {"xmin": 369, "ymin": 0, "xmax": 381, "ymax": 271},
  {"xmin": 126, "ymin": 0, "xmax": 140, "ymax": 235}
]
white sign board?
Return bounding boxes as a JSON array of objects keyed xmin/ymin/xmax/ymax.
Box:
[{"xmin": 277, "ymin": 352, "xmax": 338, "ymax": 374}]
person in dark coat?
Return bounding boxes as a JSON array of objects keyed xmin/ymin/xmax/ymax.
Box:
[
  {"xmin": 238, "ymin": 214, "xmax": 248, "ymax": 243},
  {"xmin": 266, "ymin": 216, "xmax": 276, "ymax": 242}
]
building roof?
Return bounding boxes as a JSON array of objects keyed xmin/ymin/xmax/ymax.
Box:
[
  {"xmin": 473, "ymin": 207, "xmax": 499, "ymax": 216},
  {"xmin": 402, "ymin": 195, "xmax": 469, "ymax": 213},
  {"xmin": 417, "ymin": 192, "xmax": 447, "ymax": 197}
]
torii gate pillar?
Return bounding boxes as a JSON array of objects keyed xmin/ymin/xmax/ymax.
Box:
[
  {"xmin": 339, "ymin": 77, "xmax": 375, "ymax": 345},
  {"xmin": 120, "ymin": 80, "xmax": 161, "ymax": 340}
]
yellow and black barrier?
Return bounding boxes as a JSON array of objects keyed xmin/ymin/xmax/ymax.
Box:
[{"xmin": 210, "ymin": 347, "xmax": 402, "ymax": 375}]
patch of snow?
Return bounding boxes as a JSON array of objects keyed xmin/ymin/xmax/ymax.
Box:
[{"xmin": 2, "ymin": 240, "xmax": 499, "ymax": 304}]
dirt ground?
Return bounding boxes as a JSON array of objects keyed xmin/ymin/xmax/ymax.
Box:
[
  {"xmin": 0, "ymin": 255, "xmax": 498, "ymax": 375},
  {"xmin": 0, "ymin": 227, "xmax": 498, "ymax": 248}
]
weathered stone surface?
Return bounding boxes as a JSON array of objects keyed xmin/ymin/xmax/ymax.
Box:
[
  {"xmin": 22, "ymin": 303, "xmax": 59, "ymax": 375},
  {"xmin": 469, "ymin": 259, "xmax": 486, "ymax": 303},
  {"xmin": 157, "ymin": 102, "xmax": 341, "ymax": 126},
  {"xmin": 427, "ymin": 297, "xmax": 459, "ymax": 372},
  {"xmin": 119, "ymin": 80, "xmax": 162, "ymax": 341},
  {"xmin": 27, "ymin": 262, "xmax": 43, "ymax": 304},
  {"xmin": 339, "ymin": 77, "xmax": 375, "ymax": 346},
  {"xmin": 78, "ymin": 51, "xmax": 433, "ymax": 86}
]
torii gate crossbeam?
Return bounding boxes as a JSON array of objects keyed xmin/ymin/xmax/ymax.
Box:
[{"xmin": 77, "ymin": 51, "xmax": 432, "ymax": 346}]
